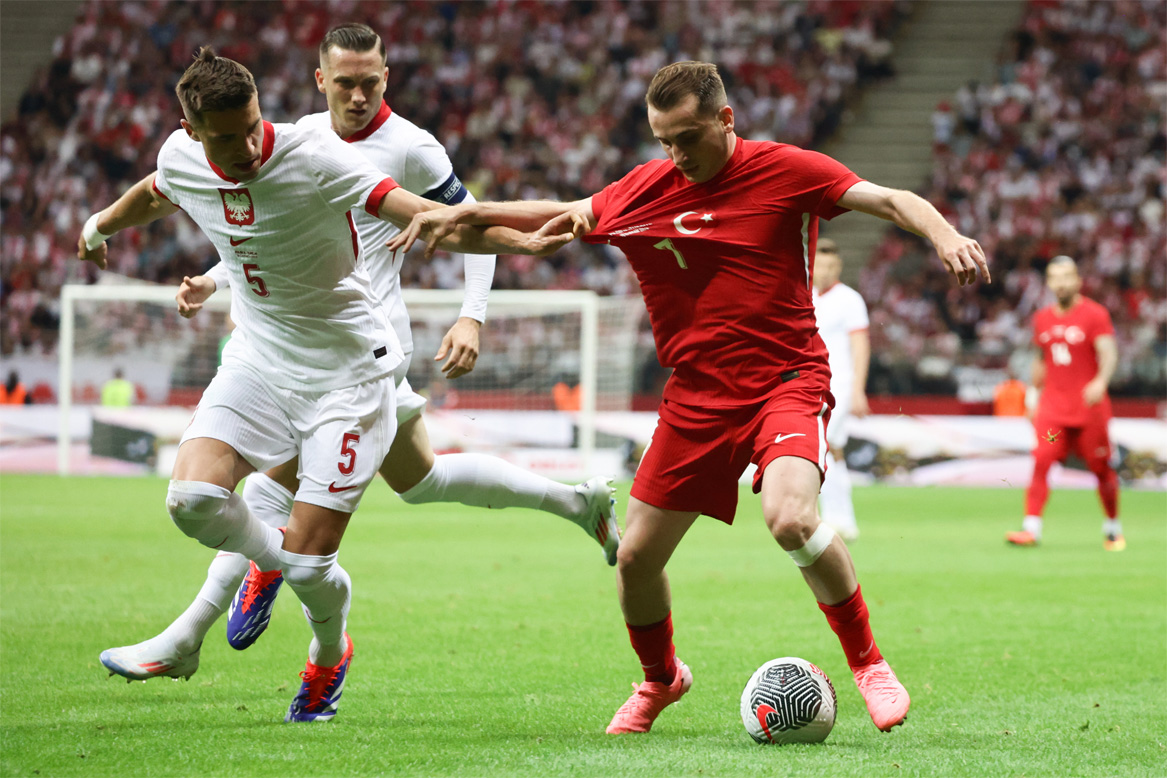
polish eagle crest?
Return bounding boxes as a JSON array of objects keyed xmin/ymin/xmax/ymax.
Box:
[{"xmin": 219, "ymin": 187, "xmax": 255, "ymax": 226}]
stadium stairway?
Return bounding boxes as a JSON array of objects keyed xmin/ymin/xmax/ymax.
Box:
[
  {"xmin": 0, "ymin": 0, "xmax": 83, "ymax": 122},
  {"xmin": 819, "ymin": 0, "xmax": 1026, "ymax": 284}
]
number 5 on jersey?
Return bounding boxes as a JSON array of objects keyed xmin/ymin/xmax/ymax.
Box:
[
  {"xmin": 338, "ymin": 432, "xmax": 359, "ymax": 475},
  {"xmin": 243, "ymin": 263, "xmax": 269, "ymax": 297}
]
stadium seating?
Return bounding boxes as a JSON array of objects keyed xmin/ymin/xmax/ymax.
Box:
[
  {"xmin": 2, "ymin": 0, "xmax": 1161, "ymax": 401},
  {"xmin": 1, "ymin": 0, "xmax": 905, "ymax": 375},
  {"xmin": 861, "ymin": 0, "xmax": 1165, "ymax": 398}
]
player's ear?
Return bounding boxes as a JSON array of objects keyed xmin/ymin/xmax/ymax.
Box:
[
  {"xmin": 315, "ymin": 68, "xmax": 326, "ymax": 94},
  {"xmin": 180, "ymin": 118, "xmax": 200, "ymax": 142},
  {"xmin": 718, "ymin": 105, "xmax": 734, "ymax": 134}
]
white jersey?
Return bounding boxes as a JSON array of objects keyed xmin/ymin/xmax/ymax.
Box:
[
  {"xmin": 295, "ymin": 102, "xmax": 493, "ymax": 364},
  {"xmin": 154, "ymin": 120, "xmax": 402, "ymax": 392},
  {"xmin": 812, "ymin": 281, "xmax": 869, "ymax": 397}
]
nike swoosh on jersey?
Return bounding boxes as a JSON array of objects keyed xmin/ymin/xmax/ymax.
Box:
[
  {"xmin": 328, "ymin": 482, "xmax": 359, "ymax": 493},
  {"xmin": 773, "ymin": 433, "xmax": 807, "ymax": 444},
  {"xmin": 229, "ymin": 236, "xmax": 253, "ymax": 246}
]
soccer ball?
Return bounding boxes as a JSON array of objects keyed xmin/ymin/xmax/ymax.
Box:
[{"xmin": 740, "ymin": 657, "xmax": 837, "ymax": 744}]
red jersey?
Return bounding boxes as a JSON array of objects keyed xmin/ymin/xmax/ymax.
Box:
[
  {"xmin": 1033, "ymin": 296, "xmax": 1114, "ymax": 426},
  {"xmin": 585, "ymin": 139, "xmax": 861, "ymax": 407}
]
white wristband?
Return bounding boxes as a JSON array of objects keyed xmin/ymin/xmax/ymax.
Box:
[{"xmin": 82, "ymin": 213, "xmax": 112, "ymax": 251}]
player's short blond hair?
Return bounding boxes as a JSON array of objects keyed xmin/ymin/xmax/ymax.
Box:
[
  {"xmin": 175, "ymin": 46, "xmax": 256, "ymax": 126},
  {"xmin": 646, "ymin": 61, "xmax": 728, "ymax": 117}
]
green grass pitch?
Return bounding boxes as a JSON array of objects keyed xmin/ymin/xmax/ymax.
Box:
[{"xmin": 1, "ymin": 473, "xmax": 1164, "ymax": 777}]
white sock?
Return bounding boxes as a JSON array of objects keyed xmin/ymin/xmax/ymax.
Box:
[
  {"xmin": 280, "ymin": 548, "xmax": 350, "ymax": 666},
  {"xmin": 160, "ymin": 597, "xmax": 223, "ymax": 655},
  {"xmin": 166, "ymin": 481, "xmax": 283, "ymax": 571},
  {"xmin": 820, "ymin": 455, "xmax": 857, "ymax": 533},
  {"xmin": 1023, "ymin": 515, "xmax": 1043, "ymax": 539},
  {"xmin": 243, "ymin": 472, "xmax": 295, "ymax": 528},
  {"xmin": 1103, "ymin": 519, "xmax": 1122, "ymax": 537},
  {"xmin": 399, "ymin": 453, "xmax": 583, "ymax": 519}
]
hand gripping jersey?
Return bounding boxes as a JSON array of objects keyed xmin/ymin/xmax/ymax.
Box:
[
  {"xmin": 584, "ymin": 139, "xmax": 862, "ymax": 407},
  {"xmin": 154, "ymin": 121, "xmax": 401, "ymax": 392},
  {"xmin": 296, "ymin": 102, "xmax": 491, "ymax": 365},
  {"xmin": 1033, "ymin": 296, "xmax": 1114, "ymax": 426},
  {"xmin": 813, "ymin": 281, "xmax": 869, "ymax": 400}
]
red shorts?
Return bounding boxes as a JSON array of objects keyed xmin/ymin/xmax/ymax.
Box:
[
  {"xmin": 1032, "ymin": 411, "xmax": 1113, "ymax": 469},
  {"xmin": 630, "ymin": 371, "xmax": 833, "ymax": 524}
]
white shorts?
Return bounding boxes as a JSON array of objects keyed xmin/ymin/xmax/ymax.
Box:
[
  {"xmin": 394, "ymin": 377, "xmax": 427, "ymax": 426},
  {"xmin": 181, "ymin": 365, "xmax": 396, "ymax": 513},
  {"xmin": 827, "ymin": 385, "xmax": 852, "ymax": 452}
]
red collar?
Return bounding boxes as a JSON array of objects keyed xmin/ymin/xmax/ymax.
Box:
[
  {"xmin": 344, "ymin": 101, "xmax": 392, "ymax": 143},
  {"xmin": 208, "ymin": 121, "xmax": 276, "ymax": 183}
]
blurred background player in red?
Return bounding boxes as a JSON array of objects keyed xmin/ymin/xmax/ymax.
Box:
[{"xmin": 1007, "ymin": 256, "xmax": 1122, "ymax": 551}]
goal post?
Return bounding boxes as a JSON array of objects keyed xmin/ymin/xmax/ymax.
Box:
[{"xmin": 56, "ymin": 284, "xmax": 643, "ymax": 479}]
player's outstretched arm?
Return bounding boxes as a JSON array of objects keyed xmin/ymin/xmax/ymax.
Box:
[
  {"xmin": 76, "ymin": 172, "xmax": 179, "ymax": 270},
  {"xmin": 386, "ymin": 198, "xmax": 593, "ymax": 259},
  {"xmin": 837, "ymin": 181, "xmax": 989, "ymax": 287}
]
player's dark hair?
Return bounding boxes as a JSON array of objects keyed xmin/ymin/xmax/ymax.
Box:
[
  {"xmin": 319, "ymin": 23, "xmax": 386, "ymax": 65},
  {"xmin": 175, "ymin": 47, "xmax": 256, "ymax": 125},
  {"xmin": 646, "ymin": 61, "xmax": 728, "ymax": 117}
]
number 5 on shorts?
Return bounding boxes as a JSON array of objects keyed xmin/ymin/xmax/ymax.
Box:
[{"xmin": 338, "ymin": 432, "xmax": 359, "ymax": 475}]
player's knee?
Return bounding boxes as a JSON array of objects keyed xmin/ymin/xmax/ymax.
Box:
[
  {"xmin": 786, "ymin": 523, "xmax": 836, "ymax": 568},
  {"xmin": 167, "ymin": 480, "xmax": 232, "ymax": 541},
  {"xmin": 1086, "ymin": 458, "xmax": 1113, "ymax": 478},
  {"xmin": 615, "ymin": 540, "xmax": 661, "ymax": 582},
  {"xmin": 279, "ymin": 548, "xmax": 336, "ymax": 593},
  {"xmin": 763, "ymin": 496, "xmax": 817, "ymax": 549}
]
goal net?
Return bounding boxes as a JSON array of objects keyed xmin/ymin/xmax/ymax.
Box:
[{"xmin": 56, "ymin": 284, "xmax": 644, "ymax": 480}]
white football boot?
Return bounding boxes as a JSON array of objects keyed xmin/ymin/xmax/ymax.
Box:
[
  {"xmin": 100, "ymin": 636, "xmax": 199, "ymax": 682},
  {"xmin": 574, "ymin": 476, "xmax": 621, "ymax": 566}
]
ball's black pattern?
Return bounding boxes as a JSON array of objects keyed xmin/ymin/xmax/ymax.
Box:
[{"xmin": 748, "ymin": 663, "xmax": 823, "ymax": 738}]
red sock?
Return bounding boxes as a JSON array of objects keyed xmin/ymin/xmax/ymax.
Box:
[
  {"xmin": 627, "ymin": 614, "xmax": 677, "ymax": 684},
  {"xmin": 1025, "ymin": 457, "xmax": 1053, "ymax": 517},
  {"xmin": 818, "ymin": 586, "xmax": 882, "ymax": 669},
  {"xmin": 1095, "ymin": 467, "xmax": 1119, "ymax": 519}
]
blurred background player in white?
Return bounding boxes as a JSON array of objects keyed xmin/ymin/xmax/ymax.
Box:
[
  {"xmin": 1007, "ymin": 256, "xmax": 1122, "ymax": 551},
  {"xmin": 811, "ymin": 239, "xmax": 870, "ymax": 542},
  {"xmin": 99, "ymin": 24, "xmax": 620, "ymax": 688},
  {"xmin": 79, "ymin": 47, "xmax": 575, "ymax": 722}
]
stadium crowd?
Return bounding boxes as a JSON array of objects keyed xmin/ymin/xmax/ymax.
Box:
[
  {"xmin": 1, "ymin": 0, "xmax": 905, "ymax": 366},
  {"xmin": 3, "ymin": 0, "xmax": 1161, "ymax": 400},
  {"xmin": 861, "ymin": 0, "xmax": 1166, "ymax": 397}
]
